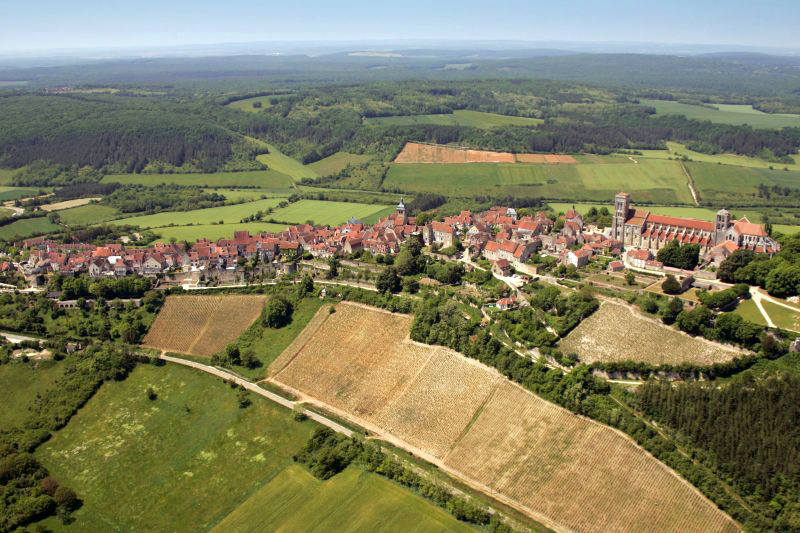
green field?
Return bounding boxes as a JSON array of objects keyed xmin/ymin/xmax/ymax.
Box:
[
  {"xmin": 0, "ymin": 186, "xmax": 39, "ymax": 201},
  {"xmin": 153, "ymin": 222, "xmax": 289, "ymax": 242},
  {"xmin": 686, "ymin": 161, "xmax": 800, "ymax": 205},
  {"xmin": 226, "ymin": 94, "xmax": 292, "ymax": 112},
  {"xmin": 203, "ymin": 188, "xmax": 291, "ymax": 201},
  {"xmin": 210, "ymin": 464, "xmax": 474, "ymax": 533},
  {"xmin": 307, "ymin": 152, "xmax": 373, "ymax": 176},
  {"xmin": 102, "ymin": 170, "xmax": 295, "ymax": 189},
  {"xmin": 637, "ymin": 142, "xmax": 800, "ymax": 171},
  {"xmin": 0, "ymin": 170, "xmax": 16, "ymax": 185},
  {"xmin": 365, "ymin": 110, "xmax": 543, "ymax": 129},
  {"xmin": 0, "ymin": 361, "xmax": 65, "ymax": 428},
  {"xmin": 256, "ymin": 144, "xmax": 319, "ymax": 182},
  {"xmin": 35, "ymin": 363, "xmax": 474, "ymax": 532},
  {"xmin": 641, "ymin": 99, "xmax": 800, "ymax": 129},
  {"xmin": 733, "ymin": 299, "xmax": 768, "ymax": 326},
  {"xmin": 58, "ymin": 204, "xmax": 121, "ymax": 226},
  {"xmin": 268, "ymin": 199, "xmax": 395, "ymax": 226},
  {"xmin": 0, "ymin": 217, "xmax": 61, "ymax": 241},
  {"xmin": 386, "ymin": 157, "xmax": 694, "ymax": 204},
  {"xmin": 0, "ymin": 207, "xmax": 14, "ymax": 220},
  {"xmin": 762, "ymin": 300, "xmax": 800, "ymax": 332},
  {"xmin": 108, "ymin": 198, "xmax": 286, "ymax": 229}
]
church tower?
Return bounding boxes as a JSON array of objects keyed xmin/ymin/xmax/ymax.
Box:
[
  {"xmin": 715, "ymin": 208, "xmax": 730, "ymax": 245},
  {"xmin": 396, "ymin": 197, "xmax": 408, "ymax": 225},
  {"xmin": 612, "ymin": 192, "xmax": 630, "ymax": 242}
]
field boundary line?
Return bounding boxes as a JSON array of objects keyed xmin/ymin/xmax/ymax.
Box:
[
  {"xmin": 373, "ymin": 345, "xmax": 440, "ymax": 420},
  {"xmin": 681, "ymin": 162, "xmax": 700, "ymax": 205},
  {"xmin": 269, "ymin": 304, "xmax": 333, "ymax": 377},
  {"xmin": 442, "ymin": 379, "xmax": 501, "ymax": 463}
]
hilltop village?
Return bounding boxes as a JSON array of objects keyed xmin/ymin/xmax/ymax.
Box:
[{"xmin": 13, "ymin": 193, "xmax": 778, "ymax": 288}]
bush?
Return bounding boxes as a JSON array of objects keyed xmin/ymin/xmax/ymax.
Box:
[
  {"xmin": 264, "ymin": 295, "xmax": 293, "ymax": 328},
  {"xmin": 661, "ymin": 275, "xmax": 682, "ymax": 295}
]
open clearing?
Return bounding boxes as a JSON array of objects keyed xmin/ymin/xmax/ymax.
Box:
[
  {"xmin": 270, "ymin": 302, "xmax": 738, "ymax": 533},
  {"xmin": 395, "ymin": 142, "xmax": 576, "ymax": 164},
  {"xmin": 256, "ymin": 143, "xmax": 319, "ymax": 181},
  {"xmin": 687, "ymin": 161, "xmax": 800, "ymax": 205},
  {"xmin": 559, "ymin": 300, "xmax": 743, "ymax": 366},
  {"xmin": 637, "ymin": 141, "xmax": 800, "ymax": 171},
  {"xmin": 0, "ymin": 217, "xmax": 61, "ymax": 241},
  {"xmin": 307, "ymin": 151, "xmax": 373, "ymax": 176},
  {"xmin": 641, "ymin": 99, "xmax": 800, "ymax": 129},
  {"xmin": 366, "ymin": 110, "xmax": 543, "ymax": 129},
  {"xmin": 387, "ymin": 157, "xmax": 693, "ymax": 204},
  {"xmin": 143, "ymin": 294, "xmax": 266, "ymax": 357},
  {"xmin": 151, "ymin": 222, "xmax": 288, "ymax": 243},
  {"xmin": 267, "ymin": 199, "xmax": 394, "ymax": 226},
  {"xmin": 106, "ymin": 197, "xmax": 285, "ymax": 229},
  {"xmin": 102, "ymin": 170, "xmax": 295, "ymax": 189},
  {"xmin": 0, "ymin": 186, "xmax": 39, "ymax": 201},
  {"xmin": 35, "ymin": 364, "xmax": 471, "ymax": 532},
  {"xmin": 203, "ymin": 188, "xmax": 290, "ymax": 201},
  {"xmin": 0, "ymin": 361, "xmax": 65, "ymax": 428},
  {"xmin": 57, "ymin": 204, "xmax": 121, "ymax": 225},
  {"xmin": 40, "ymin": 197, "xmax": 101, "ymax": 212}
]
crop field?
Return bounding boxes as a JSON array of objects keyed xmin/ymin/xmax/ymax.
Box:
[
  {"xmin": 386, "ymin": 157, "xmax": 693, "ymax": 204},
  {"xmin": 307, "ymin": 151, "xmax": 373, "ymax": 176},
  {"xmin": 106, "ymin": 197, "xmax": 286, "ymax": 229},
  {"xmin": 267, "ymin": 199, "xmax": 395, "ymax": 226},
  {"xmin": 152, "ymin": 222, "xmax": 288, "ymax": 243},
  {"xmin": 256, "ymin": 143, "xmax": 319, "ymax": 181},
  {"xmin": 394, "ymin": 142, "xmax": 576, "ymax": 164},
  {"xmin": 102, "ymin": 169, "xmax": 295, "ymax": 188},
  {"xmin": 270, "ymin": 303, "xmax": 738, "ymax": 533},
  {"xmin": 640, "ymin": 99, "xmax": 800, "ymax": 129},
  {"xmin": 204, "ymin": 188, "xmax": 290, "ymax": 201},
  {"xmin": 0, "ymin": 217, "xmax": 61, "ymax": 241},
  {"xmin": 40, "ymin": 197, "xmax": 101, "ymax": 212},
  {"xmin": 143, "ymin": 294, "xmax": 266, "ymax": 356},
  {"xmin": 687, "ymin": 161, "xmax": 800, "ymax": 205},
  {"xmin": 58, "ymin": 204, "xmax": 122, "ymax": 225},
  {"xmin": 0, "ymin": 186, "xmax": 39, "ymax": 201},
  {"xmin": 365, "ymin": 110, "xmax": 543, "ymax": 129},
  {"xmin": 559, "ymin": 301, "xmax": 742, "ymax": 366}
]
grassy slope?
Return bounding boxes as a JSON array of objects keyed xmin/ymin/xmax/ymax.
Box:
[
  {"xmin": 733, "ymin": 299, "xmax": 768, "ymax": 326},
  {"xmin": 386, "ymin": 158, "xmax": 693, "ymax": 204},
  {"xmin": 365, "ymin": 110, "xmax": 543, "ymax": 128},
  {"xmin": 35, "ymin": 363, "xmax": 475, "ymax": 532},
  {"xmin": 152, "ymin": 222, "xmax": 288, "ymax": 243},
  {"xmin": 210, "ymin": 464, "xmax": 475, "ymax": 533},
  {"xmin": 106, "ymin": 198, "xmax": 286, "ymax": 228},
  {"xmin": 0, "ymin": 169, "xmax": 15, "ymax": 185},
  {"xmin": 0, "ymin": 186, "xmax": 39, "ymax": 201},
  {"xmin": 256, "ymin": 143, "xmax": 318, "ymax": 182},
  {"xmin": 0, "ymin": 361, "xmax": 65, "ymax": 428},
  {"xmin": 687, "ymin": 162, "xmax": 800, "ymax": 204},
  {"xmin": 267, "ymin": 199, "xmax": 394, "ymax": 226},
  {"xmin": 307, "ymin": 152, "xmax": 373, "ymax": 177},
  {"xmin": 641, "ymin": 99, "xmax": 800, "ymax": 129},
  {"xmin": 233, "ymin": 298, "xmax": 323, "ymax": 379},
  {"xmin": 58, "ymin": 204, "xmax": 121, "ymax": 226},
  {"xmin": 202, "ymin": 188, "xmax": 291, "ymax": 201},
  {"xmin": 102, "ymin": 170, "xmax": 294, "ymax": 189},
  {"xmin": 0, "ymin": 218, "xmax": 62, "ymax": 240},
  {"xmin": 761, "ymin": 300, "xmax": 800, "ymax": 332}
]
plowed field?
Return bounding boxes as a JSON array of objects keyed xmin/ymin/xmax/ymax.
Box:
[{"xmin": 394, "ymin": 142, "xmax": 576, "ymax": 164}]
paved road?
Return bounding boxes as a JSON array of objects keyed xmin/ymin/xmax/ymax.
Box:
[{"xmin": 159, "ymin": 354, "xmax": 354, "ymax": 437}]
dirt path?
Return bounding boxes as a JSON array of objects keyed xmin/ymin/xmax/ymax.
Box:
[
  {"xmin": 628, "ymin": 156, "xmax": 639, "ymax": 164},
  {"xmin": 750, "ymin": 287, "xmax": 776, "ymax": 328},
  {"xmin": 159, "ymin": 353, "xmax": 354, "ymax": 437},
  {"xmin": 680, "ymin": 162, "xmax": 700, "ymax": 206}
]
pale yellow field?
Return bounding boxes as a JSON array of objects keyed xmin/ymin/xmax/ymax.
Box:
[
  {"xmin": 143, "ymin": 295, "xmax": 266, "ymax": 356},
  {"xmin": 271, "ymin": 302, "xmax": 739, "ymax": 533},
  {"xmin": 559, "ymin": 300, "xmax": 742, "ymax": 366},
  {"xmin": 40, "ymin": 197, "xmax": 101, "ymax": 211}
]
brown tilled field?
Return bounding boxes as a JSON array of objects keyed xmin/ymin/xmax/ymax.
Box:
[
  {"xmin": 559, "ymin": 300, "xmax": 743, "ymax": 366},
  {"xmin": 394, "ymin": 142, "xmax": 577, "ymax": 164},
  {"xmin": 142, "ymin": 294, "xmax": 266, "ymax": 356},
  {"xmin": 270, "ymin": 302, "xmax": 739, "ymax": 533}
]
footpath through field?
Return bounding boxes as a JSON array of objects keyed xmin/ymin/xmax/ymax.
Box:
[{"xmin": 158, "ymin": 353, "xmax": 354, "ymax": 437}]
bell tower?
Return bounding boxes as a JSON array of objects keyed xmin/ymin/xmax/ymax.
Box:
[
  {"xmin": 715, "ymin": 209, "xmax": 730, "ymax": 245},
  {"xmin": 396, "ymin": 197, "xmax": 408, "ymax": 225},
  {"xmin": 612, "ymin": 192, "xmax": 630, "ymax": 241}
]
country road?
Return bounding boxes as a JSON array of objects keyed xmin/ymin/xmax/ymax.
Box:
[
  {"xmin": 158, "ymin": 354, "xmax": 354, "ymax": 437},
  {"xmin": 0, "ymin": 330, "xmax": 44, "ymax": 344}
]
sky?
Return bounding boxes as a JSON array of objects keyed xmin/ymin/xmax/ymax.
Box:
[{"xmin": 1, "ymin": 0, "xmax": 798, "ymax": 53}]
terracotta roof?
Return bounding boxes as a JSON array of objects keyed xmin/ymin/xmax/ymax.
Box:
[
  {"xmin": 733, "ymin": 219, "xmax": 767, "ymax": 237},
  {"xmin": 646, "ymin": 214, "xmax": 714, "ymax": 231}
]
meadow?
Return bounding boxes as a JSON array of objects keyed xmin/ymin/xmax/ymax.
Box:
[
  {"xmin": 271, "ymin": 303, "xmax": 738, "ymax": 533},
  {"xmin": 307, "ymin": 151, "xmax": 373, "ymax": 176},
  {"xmin": 102, "ymin": 170, "xmax": 295, "ymax": 189},
  {"xmin": 256, "ymin": 143, "xmax": 319, "ymax": 181},
  {"xmin": 559, "ymin": 301, "xmax": 742, "ymax": 366},
  {"xmin": 151, "ymin": 222, "xmax": 288, "ymax": 242},
  {"xmin": 0, "ymin": 186, "xmax": 39, "ymax": 201},
  {"xmin": 0, "ymin": 360, "xmax": 65, "ymax": 428},
  {"xmin": 0, "ymin": 217, "xmax": 62, "ymax": 241},
  {"xmin": 0, "ymin": 169, "xmax": 15, "ymax": 185},
  {"xmin": 0, "ymin": 207, "xmax": 14, "ymax": 220},
  {"xmin": 385, "ymin": 157, "xmax": 694, "ymax": 204},
  {"xmin": 267, "ymin": 199, "xmax": 395, "ymax": 226},
  {"xmin": 640, "ymin": 99, "xmax": 800, "ymax": 129},
  {"xmin": 143, "ymin": 295, "xmax": 267, "ymax": 356},
  {"xmin": 365, "ymin": 110, "xmax": 543, "ymax": 128},
  {"xmin": 686, "ymin": 161, "xmax": 800, "ymax": 205},
  {"xmin": 56, "ymin": 204, "xmax": 119, "ymax": 225},
  {"xmin": 106, "ymin": 197, "xmax": 286, "ymax": 229},
  {"xmin": 203, "ymin": 188, "xmax": 291, "ymax": 201},
  {"xmin": 226, "ymin": 94, "xmax": 293, "ymax": 112},
  {"xmin": 40, "ymin": 197, "xmax": 100, "ymax": 212}
]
